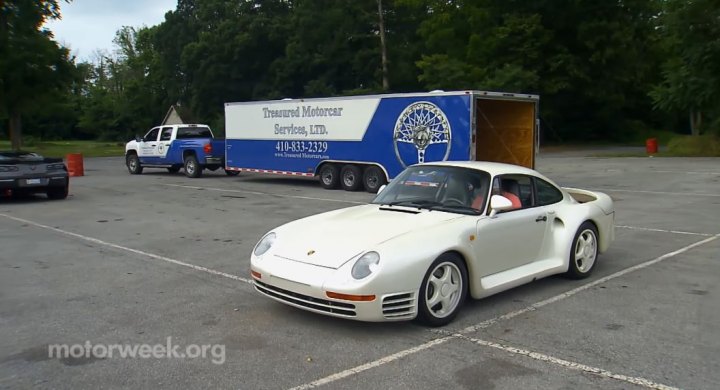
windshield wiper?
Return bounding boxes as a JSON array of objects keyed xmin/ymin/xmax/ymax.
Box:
[
  {"xmin": 428, "ymin": 204, "xmax": 483, "ymax": 215},
  {"xmin": 383, "ymin": 200, "xmax": 442, "ymax": 209}
]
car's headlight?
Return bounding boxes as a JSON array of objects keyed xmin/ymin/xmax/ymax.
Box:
[
  {"xmin": 0, "ymin": 165, "xmax": 19, "ymax": 172},
  {"xmin": 351, "ymin": 252, "xmax": 380, "ymax": 280},
  {"xmin": 253, "ymin": 232, "xmax": 276, "ymax": 256}
]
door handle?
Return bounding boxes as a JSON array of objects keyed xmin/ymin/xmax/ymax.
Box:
[{"xmin": 535, "ymin": 215, "xmax": 547, "ymax": 222}]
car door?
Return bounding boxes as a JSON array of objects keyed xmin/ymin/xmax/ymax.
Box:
[
  {"xmin": 156, "ymin": 127, "xmax": 174, "ymax": 163},
  {"xmin": 138, "ymin": 127, "xmax": 160, "ymax": 163},
  {"xmin": 473, "ymin": 174, "xmax": 548, "ymax": 277},
  {"xmin": 531, "ymin": 177, "xmax": 566, "ymax": 260}
]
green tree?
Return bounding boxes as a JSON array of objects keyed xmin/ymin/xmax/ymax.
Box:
[
  {"xmin": 650, "ymin": 0, "xmax": 720, "ymax": 135},
  {"xmin": 0, "ymin": 0, "xmax": 75, "ymax": 149}
]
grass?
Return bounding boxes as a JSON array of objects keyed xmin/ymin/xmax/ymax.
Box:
[{"xmin": 0, "ymin": 140, "xmax": 125, "ymax": 158}]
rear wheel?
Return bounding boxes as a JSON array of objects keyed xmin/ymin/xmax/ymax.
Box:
[
  {"xmin": 362, "ymin": 166, "xmax": 387, "ymax": 193},
  {"xmin": 340, "ymin": 164, "xmax": 362, "ymax": 191},
  {"xmin": 319, "ymin": 164, "xmax": 340, "ymax": 189},
  {"xmin": 566, "ymin": 222, "xmax": 599, "ymax": 279},
  {"xmin": 47, "ymin": 181, "xmax": 69, "ymax": 200},
  {"xmin": 417, "ymin": 253, "xmax": 468, "ymax": 327},
  {"xmin": 126, "ymin": 154, "xmax": 143, "ymax": 174},
  {"xmin": 184, "ymin": 154, "xmax": 202, "ymax": 178}
]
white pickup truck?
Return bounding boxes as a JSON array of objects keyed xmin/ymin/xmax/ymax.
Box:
[{"xmin": 124, "ymin": 124, "xmax": 235, "ymax": 178}]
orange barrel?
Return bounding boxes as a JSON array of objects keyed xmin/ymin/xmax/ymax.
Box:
[
  {"xmin": 66, "ymin": 153, "xmax": 84, "ymax": 176},
  {"xmin": 645, "ymin": 138, "xmax": 658, "ymax": 154}
]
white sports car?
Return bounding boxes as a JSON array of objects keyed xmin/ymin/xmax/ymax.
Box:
[{"xmin": 250, "ymin": 161, "xmax": 614, "ymax": 326}]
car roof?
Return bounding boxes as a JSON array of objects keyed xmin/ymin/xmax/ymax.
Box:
[{"xmin": 415, "ymin": 160, "xmax": 540, "ymax": 176}]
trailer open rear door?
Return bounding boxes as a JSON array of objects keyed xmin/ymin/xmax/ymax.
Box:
[{"xmin": 474, "ymin": 96, "xmax": 537, "ymax": 169}]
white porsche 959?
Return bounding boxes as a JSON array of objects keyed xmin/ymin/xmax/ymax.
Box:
[{"xmin": 250, "ymin": 161, "xmax": 614, "ymax": 326}]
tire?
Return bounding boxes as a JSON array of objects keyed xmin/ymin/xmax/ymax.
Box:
[
  {"xmin": 225, "ymin": 169, "xmax": 239, "ymax": 176},
  {"xmin": 566, "ymin": 222, "xmax": 599, "ymax": 279},
  {"xmin": 184, "ymin": 154, "xmax": 202, "ymax": 178},
  {"xmin": 340, "ymin": 164, "xmax": 362, "ymax": 191},
  {"xmin": 362, "ymin": 166, "xmax": 387, "ymax": 193},
  {"xmin": 126, "ymin": 153, "xmax": 143, "ymax": 174},
  {"xmin": 318, "ymin": 164, "xmax": 340, "ymax": 189},
  {"xmin": 417, "ymin": 253, "xmax": 468, "ymax": 327},
  {"xmin": 167, "ymin": 166, "xmax": 181, "ymax": 173},
  {"xmin": 47, "ymin": 181, "xmax": 69, "ymax": 200}
]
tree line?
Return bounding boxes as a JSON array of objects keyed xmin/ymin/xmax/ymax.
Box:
[{"xmin": 1, "ymin": 0, "xmax": 719, "ymax": 149}]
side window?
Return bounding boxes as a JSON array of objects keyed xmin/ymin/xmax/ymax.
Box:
[
  {"xmin": 535, "ymin": 178, "xmax": 564, "ymax": 206},
  {"xmin": 159, "ymin": 127, "xmax": 173, "ymax": 141},
  {"xmin": 492, "ymin": 175, "xmax": 534, "ymax": 211},
  {"xmin": 144, "ymin": 128, "xmax": 160, "ymax": 142}
]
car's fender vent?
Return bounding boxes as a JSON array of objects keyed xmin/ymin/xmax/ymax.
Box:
[
  {"xmin": 255, "ymin": 280, "xmax": 356, "ymax": 317},
  {"xmin": 382, "ymin": 292, "xmax": 416, "ymax": 319}
]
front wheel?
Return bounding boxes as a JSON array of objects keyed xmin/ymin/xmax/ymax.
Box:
[
  {"xmin": 126, "ymin": 154, "xmax": 143, "ymax": 174},
  {"xmin": 566, "ymin": 222, "xmax": 599, "ymax": 279},
  {"xmin": 184, "ymin": 155, "xmax": 202, "ymax": 178},
  {"xmin": 318, "ymin": 164, "xmax": 340, "ymax": 189},
  {"xmin": 417, "ymin": 253, "xmax": 468, "ymax": 327}
]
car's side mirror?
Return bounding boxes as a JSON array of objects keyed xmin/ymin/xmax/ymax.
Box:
[
  {"xmin": 135, "ymin": 135, "xmax": 143, "ymax": 142},
  {"xmin": 489, "ymin": 195, "xmax": 513, "ymax": 218},
  {"xmin": 377, "ymin": 184, "xmax": 387, "ymax": 194}
]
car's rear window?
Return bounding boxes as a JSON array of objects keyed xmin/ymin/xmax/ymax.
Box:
[
  {"xmin": 176, "ymin": 127, "xmax": 212, "ymax": 139},
  {"xmin": 0, "ymin": 152, "xmax": 44, "ymax": 162}
]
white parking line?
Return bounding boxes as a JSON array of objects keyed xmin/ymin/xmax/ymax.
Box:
[
  {"xmin": 652, "ymin": 170, "xmax": 720, "ymax": 175},
  {"xmin": 289, "ymin": 233, "xmax": 719, "ymax": 390},
  {"xmin": 595, "ymin": 188, "xmax": 720, "ymax": 197},
  {"xmin": 617, "ymin": 225, "xmax": 715, "ymax": 237},
  {"xmin": 163, "ymin": 183, "xmax": 367, "ymax": 205},
  {"xmin": 461, "ymin": 335, "xmax": 680, "ymax": 390},
  {"xmin": 0, "ymin": 213, "xmax": 252, "ymax": 284}
]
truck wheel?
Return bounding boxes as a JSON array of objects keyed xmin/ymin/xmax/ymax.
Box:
[
  {"xmin": 167, "ymin": 166, "xmax": 181, "ymax": 173},
  {"xmin": 126, "ymin": 154, "xmax": 143, "ymax": 174},
  {"xmin": 363, "ymin": 166, "xmax": 387, "ymax": 193},
  {"xmin": 340, "ymin": 165, "xmax": 362, "ymax": 191},
  {"xmin": 319, "ymin": 164, "xmax": 340, "ymax": 189},
  {"xmin": 184, "ymin": 155, "xmax": 203, "ymax": 178}
]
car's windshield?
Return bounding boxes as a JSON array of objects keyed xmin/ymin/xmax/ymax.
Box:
[
  {"xmin": 176, "ymin": 126, "xmax": 213, "ymax": 139},
  {"xmin": 372, "ymin": 165, "xmax": 491, "ymax": 215}
]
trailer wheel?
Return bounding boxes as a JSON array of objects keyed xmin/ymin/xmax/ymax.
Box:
[
  {"xmin": 362, "ymin": 166, "xmax": 387, "ymax": 193},
  {"xmin": 340, "ymin": 165, "xmax": 362, "ymax": 191},
  {"xmin": 319, "ymin": 164, "xmax": 340, "ymax": 189}
]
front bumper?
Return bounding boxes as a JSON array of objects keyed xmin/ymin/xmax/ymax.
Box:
[
  {"xmin": 0, "ymin": 175, "xmax": 68, "ymax": 190},
  {"xmin": 250, "ymin": 259, "xmax": 417, "ymax": 322}
]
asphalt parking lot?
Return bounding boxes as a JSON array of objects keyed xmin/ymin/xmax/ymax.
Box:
[{"xmin": 1, "ymin": 153, "xmax": 719, "ymax": 389}]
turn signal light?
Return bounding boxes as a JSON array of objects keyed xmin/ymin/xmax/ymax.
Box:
[
  {"xmin": 203, "ymin": 143, "xmax": 212, "ymax": 154},
  {"xmin": 325, "ymin": 291, "xmax": 376, "ymax": 302},
  {"xmin": 251, "ymin": 270, "xmax": 262, "ymax": 279}
]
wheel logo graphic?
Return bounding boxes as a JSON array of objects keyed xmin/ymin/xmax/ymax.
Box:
[{"xmin": 393, "ymin": 101, "xmax": 451, "ymax": 167}]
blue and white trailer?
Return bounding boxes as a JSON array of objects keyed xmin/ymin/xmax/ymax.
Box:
[{"xmin": 224, "ymin": 91, "xmax": 539, "ymax": 192}]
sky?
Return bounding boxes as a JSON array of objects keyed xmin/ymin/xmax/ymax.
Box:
[{"xmin": 45, "ymin": 0, "xmax": 178, "ymax": 62}]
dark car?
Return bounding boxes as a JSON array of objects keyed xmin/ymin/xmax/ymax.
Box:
[{"xmin": 0, "ymin": 151, "xmax": 69, "ymax": 200}]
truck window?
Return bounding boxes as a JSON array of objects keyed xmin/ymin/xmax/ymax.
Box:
[
  {"xmin": 144, "ymin": 128, "xmax": 160, "ymax": 142},
  {"xmin": 159, "ymin": 127, "xmax": 173, "ymax": 141},
  {"xmin": 176, "ymin": 127, "xmax": 212, "ymax": 139}
]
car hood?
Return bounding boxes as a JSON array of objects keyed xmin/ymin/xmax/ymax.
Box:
[{"xmin": 271, "ymin": 204, "xmax": 463, "ymax": 269}]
